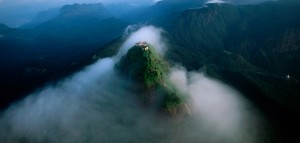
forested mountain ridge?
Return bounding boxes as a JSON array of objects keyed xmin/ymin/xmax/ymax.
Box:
[{"xmin": 166, "ymin": 1, "xmax": 300, "ymax": 113}]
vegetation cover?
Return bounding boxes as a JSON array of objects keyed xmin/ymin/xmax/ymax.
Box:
[{"xmin": 116, "ymin": 42, "xmax": 187, "ymax": 115}]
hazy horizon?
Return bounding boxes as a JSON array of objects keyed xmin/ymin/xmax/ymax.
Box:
[
  {"xmin": 0, "ymin": 0, "xmax": 155, "ymax": 27},
  {"xmin": 0, "ymin": 0, "xmax": 276, "ymax": 27}
]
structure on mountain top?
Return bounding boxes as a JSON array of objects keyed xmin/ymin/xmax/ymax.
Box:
[{"xmin": 136, "ymin": 41, "xmax": 149, "ymax": 51}]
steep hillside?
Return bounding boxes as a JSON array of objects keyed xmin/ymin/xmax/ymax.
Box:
[
  {"xmin": 170, "ymin": 1, "xmax": 300, "ymax": 77},
  {"xmin": 21, "ymin": 8, "xmax": 60, "ymax": 28},
  {"xmin": 0, "ymin": 3, "xmax": 129, "ymax": 109},
  {"xmin": 158, "ymin": 2, "xmax": 300, "ymax": 142},
  {"xmin": 116, "ymin": 42, "xmax": 189, "ymax": 115},
  {"xmin": 166, "ymin": 1, "xmax": 300, "ymax": 112}
]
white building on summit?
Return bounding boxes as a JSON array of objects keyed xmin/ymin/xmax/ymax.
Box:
[{"xmin": 136, "ymin": 41, "xmax": 149, "ymax": 51}]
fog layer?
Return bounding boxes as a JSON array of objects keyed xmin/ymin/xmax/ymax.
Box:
[{"xmin": 0, "ymin": 26, "xmax": 266, "ymax": 143}]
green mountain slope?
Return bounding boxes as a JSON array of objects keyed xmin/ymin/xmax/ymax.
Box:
[
  {"xmin": 166, "ymin": 1, "xmax": 300, "ymax": 112},
  {"xmin": 116, "ymin": 42, "xmax": 189, "ymax": 115},
  {"xmin": 117, "ymin": 43, "xmax": 168, "ymax": 88},
  {"xmin": 161, "ymin": 2, "xmax": 300, "ymax": 141}
]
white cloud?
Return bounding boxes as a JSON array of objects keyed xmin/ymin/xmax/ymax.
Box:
[
  {"xmin": 205, "ymin": 0, "xmax": 226, "ymax": 4},
  {"xmin": 117, "ymin": 25, "xmax": 167, "ymax": 58},
  {"xmin": 169, "ymin": 67, "xmax": 264, "ymax": 139},
  {"xmin": 0, "ymin": 26, "xmax": 266, "ymax": 143}
]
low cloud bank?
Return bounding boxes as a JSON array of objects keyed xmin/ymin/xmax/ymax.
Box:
[
  {"xmin": 169, "ymin": 67, "xmax": 266, "ymax": 143},
  {"xmin": 205, "ymin": 0, "xmax": 276, "ymax": 5},
  {"xmin": 0, "ymin": 26, "xmax": 266, "ymax": 143}
]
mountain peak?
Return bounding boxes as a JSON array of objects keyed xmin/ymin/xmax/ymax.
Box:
[
  {"xmin": 117, "ymin": 42, "xmax": 168, "ymax": 88},
  {"xmin": 116, "ymin": 42, "xmax": 190, "ymax": 115},
  {"xmin": 59, "ymin": 3, "xmax": 109, "ymax": 18}
]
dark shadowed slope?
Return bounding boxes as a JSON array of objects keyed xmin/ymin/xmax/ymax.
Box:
[
  {"xmin": 0, "ymin": 3, "xmax": 129, "ymax": 109},
  {"xmin": 164, "ymin": 1, "xmax": 300, "ymax": 142},
  {"xmin": 168, "ymin": 1, "xmax": 300, "ymax": 110}
]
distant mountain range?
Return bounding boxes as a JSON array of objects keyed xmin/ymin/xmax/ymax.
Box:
[
  {"xmin": 0, "ymin": 3, "xmax": 129, "ymax": 109},
  {"xmin": 21, "ymin": 8, "xmax": 60, "ymax": 29}
]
